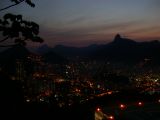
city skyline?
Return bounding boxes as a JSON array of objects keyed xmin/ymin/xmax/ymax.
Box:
[{"xmin": 1, "ymin": 0, "xmax": 160, "ymax": 47}]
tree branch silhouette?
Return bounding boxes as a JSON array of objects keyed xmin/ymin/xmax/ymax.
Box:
[
  {"xmin": 0, "ymin": 0, "xmax": 24, "ymax": 11},
  {"xmin": 0, "ymin": 0, "xmax": 35, "ymax": 12},
  {"xmin": 0, "ymin": 36, "xmax": 9, "ymax": 43}
]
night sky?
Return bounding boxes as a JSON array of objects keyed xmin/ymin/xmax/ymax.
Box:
[{"xmin": 1, "ymin": 0, "xmax": 160, "ymax": 47}]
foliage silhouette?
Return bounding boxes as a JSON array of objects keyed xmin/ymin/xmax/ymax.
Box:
[
  {"xmin": 0, "ymin": 0, "xmax": 43, "ymax": 114},
  {"xmin": 0, "ymin": 0, "xmax": 43, "ymax": 47},
  {"xmin": 0, "ymin": 13, "xmax": 43, "ymax": 47}
]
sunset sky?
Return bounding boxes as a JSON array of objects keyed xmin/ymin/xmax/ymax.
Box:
[{"xmin": 1, "ymin": 0, "xmax": 160, "ymax": 47}]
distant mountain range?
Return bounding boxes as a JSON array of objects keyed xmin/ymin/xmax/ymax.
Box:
[
  {"xmin": 35, "ymin": 34, "xmax": 160, "ymax": 65},
  {"xmin": 0, "ymin": 45, "xmax": 66, "ymax": 74},
  {"xmin": 0, "ymin": 45, "xmax": 30, "ymax": 74},
  {"xmin": 1, "ymin": 34, "xmax": 160, "ymax": 67}
]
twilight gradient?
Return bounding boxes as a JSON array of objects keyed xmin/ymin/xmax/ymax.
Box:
[{"xmin": 0, "ymin": 0, "xmax": 160, "ymax": 47}]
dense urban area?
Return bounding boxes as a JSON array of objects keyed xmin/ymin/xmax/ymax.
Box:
[{"xmin": 0, "ymin": 35, "xmax": 160, "ymax": 119}]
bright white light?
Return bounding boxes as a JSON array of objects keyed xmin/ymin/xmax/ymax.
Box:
[
  {"xmin": 40, "ymin": 98, "xmax": 44, "ymax": 102},
  {"xmin": 26, "ymin": 99, "xmax": 30, "ymax": 102}
]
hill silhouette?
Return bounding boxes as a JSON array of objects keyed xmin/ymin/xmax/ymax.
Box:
[
  {"xmin": 1, "ymin": 34, "xmax": 160, "ymax": 66},
  {"xmin": 43, "ymin": 51, "xmax": 67, "ymax": 64},
  {"xmin": 35, "ymin": 34, "xmax": 160, "ymax": 66},
  {"xmin": 0, "ymin": 45, "xmax": 68, "ymax": 75},
  {"xmin": 0, "ymin": 45, "xmax": 30, "ymax": 75}
]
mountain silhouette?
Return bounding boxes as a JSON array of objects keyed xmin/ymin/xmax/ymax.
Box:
[
  {"xmin": 2, "ymin": 34, "xmax": 160, "ymax": 67},
  {"xmin": 0, "ymin": 45, "xmax": 30, "ymax": 75},
  {"xmin": 0, "ymin": 45, "xmax": 30, "ymax": 59},
  {"xmin": 91, "ymin": 35, "xmax": 160, "ymax": 65},
  {"xmin": 36, "ymin": 44, "xmax": 51, "ymax": 54},
  {"xmin": 52, "ymin": 44, "xmax": 99, "ymax": 57},
  {"xmin": 110, "ymin": 34, "xmax": 137, "ymax": 46},
  {"xmin": 43, "ymin": 51, "xmax": 67, "ymax": 64},
  {"xmin": 37, "ymin": 34, "xmax": 160, "ymax": 66}
]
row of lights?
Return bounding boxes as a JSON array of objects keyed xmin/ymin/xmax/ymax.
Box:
[
  {"xmin": 96, "ymin": 102, "xmax": 143, "ymax": 119},
  {"xmin": 96, "ymin": 99, "xmax": 160, "ymax": 120},
  {"xmin": 119, "ymin": 101, "xmax": 143, "ymax": 110}
]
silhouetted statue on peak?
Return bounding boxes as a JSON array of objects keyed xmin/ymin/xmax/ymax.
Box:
[
  {"xmin": 115, "ymin": 34, "xmax": 121, "ymax": 39},
  {"xmin": 112, "ymin": 34, "xmax": 137, "ymax": 45},
  {"xmin": 114, "ymin": 34, "xmax": 122, "ymax": 42}
]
